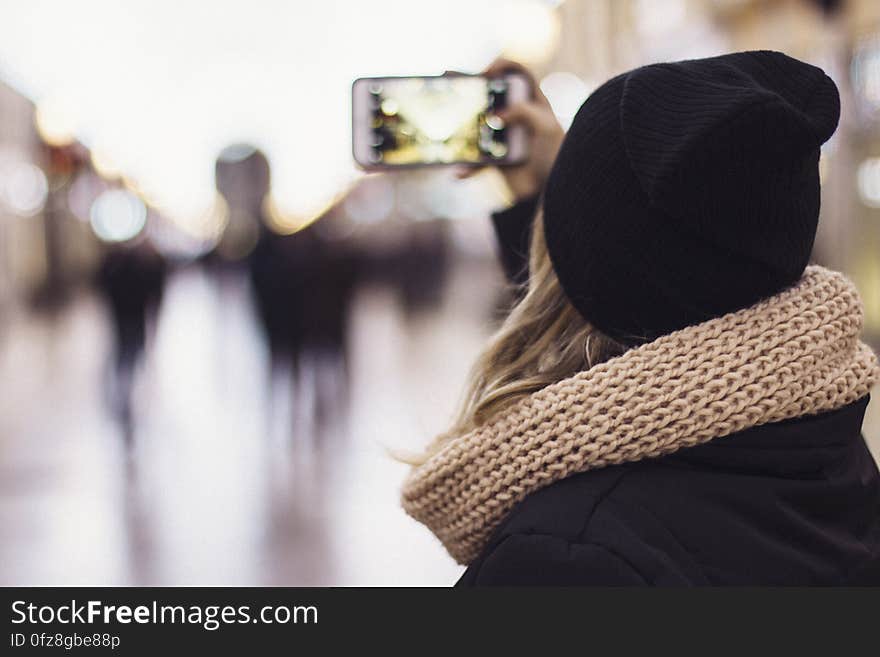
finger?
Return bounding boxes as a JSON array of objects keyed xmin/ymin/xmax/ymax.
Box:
[
  {"xmin": 443, "ymin": 67, "xmax": 551, "ymax": 114},
  {"xmin": 482, "ymin": 58, "xmax": 551, "ymax": 108},
  {"xmin": 483, "ymin": 58, "xmax": 535, "ymax": 86},
  {"xmin": 455, "ymin": 164, "xmax": 486, "ymax": 179},
  {"xmin": 496, "ymin": 102, "xmax": 546, "ymax": 131}
]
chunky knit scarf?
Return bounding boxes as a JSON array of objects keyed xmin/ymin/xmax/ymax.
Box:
[{"xmin": 402, "ymin": 266, "xmax": 880, "ymax": 565}]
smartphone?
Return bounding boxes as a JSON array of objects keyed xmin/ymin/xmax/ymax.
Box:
[{"xmin": 352, "ymin": 73, "xmax": 530, "ymax": 169}]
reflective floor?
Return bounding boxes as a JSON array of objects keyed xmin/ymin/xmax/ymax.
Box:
[
  {"xmin": 0, "ymin": 261, "xmax": 507, "ymax": 585},
  {"xmin": 1, "ymin": 263, "xmax": 879, "ymax": 586}
]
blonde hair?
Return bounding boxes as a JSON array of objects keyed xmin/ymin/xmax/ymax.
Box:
[{"xmin": 416, "ymin": 209, "xmax": 625, "ymax": 461}]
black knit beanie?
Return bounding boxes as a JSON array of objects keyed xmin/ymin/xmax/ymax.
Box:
[{"xmin": 542, "ymin": 50, "xmax": 840, "ymax": 345}]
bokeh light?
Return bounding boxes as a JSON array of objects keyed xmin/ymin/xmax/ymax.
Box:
[
  {"xmin": 168, "ymin": 193, "xmax": 230, "ymax": 246},
  {"xmin": 500, "ymin": 0, "xmax": 562, "ymax": 65},
  {"xmin": 34, "ymin": 99, "xmax": 77, "ymax": 147},
  {"xmin": 91, "ymin": 149, "xmax": 123, "ymax": 180},
  {"xmin": 540, "ymin": 72, "xmax": 593, "ymax": 129},
  {"xmin": 0, "ymin": 161, "xmax": 49, "ymax": 217},
  {"xmin": 852, "ymin": 36, "xmax": 880, "ymax": 114},
  {"xmin": 262, "ymin": 193, "xmax": 328, "ymax": 236},
  {"xmin": 857, "ymin": 157, "xmax": 880, "ymax": 208},
  {"xmin": 89, "ymin": 188, "xmax": 147, "ymax": 242}
]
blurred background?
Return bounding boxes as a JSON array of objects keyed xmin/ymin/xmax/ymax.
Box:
[{"xmin": 0, "ymin": 0, "xmax": 878, "ymax": 586}]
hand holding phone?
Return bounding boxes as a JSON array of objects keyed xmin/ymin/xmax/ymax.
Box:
[{"xmin": 457, "ymin": 59, "xmax": 566, "ymax": 202}]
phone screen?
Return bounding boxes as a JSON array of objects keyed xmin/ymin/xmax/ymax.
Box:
[{"xmin": 359, "ymin": 76, "xmax": 514, "ymax": 166}]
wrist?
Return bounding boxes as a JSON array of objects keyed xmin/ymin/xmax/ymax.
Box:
[{"xmin": 505, "ymin": 173, "xmax": 544, "ymax": 203}]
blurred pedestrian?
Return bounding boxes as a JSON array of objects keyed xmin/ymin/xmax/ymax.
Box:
[{"xmin": 96, "ymin": 239, "xmax": 167, "ymax": 436}]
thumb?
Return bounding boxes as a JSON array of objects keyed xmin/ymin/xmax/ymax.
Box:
[
  {"xmin": 496, "ymin": 102, "xmax": 545, "ymax": 132},
  {"xmin": 455, "ymin": 164, "xmax": 486, "ymax": 179}
]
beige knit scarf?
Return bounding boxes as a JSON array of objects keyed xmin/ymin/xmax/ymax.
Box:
[{"xmin": 401, "ymin": 266, "xmax": 880, "ymax": 565}]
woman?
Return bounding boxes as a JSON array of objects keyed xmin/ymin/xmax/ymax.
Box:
[{"xmin": 401, "ymin": 51, "xmax": 880, "ymax": 585}]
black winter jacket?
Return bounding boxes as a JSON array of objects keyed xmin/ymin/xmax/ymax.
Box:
[{"xmin": 457, "ymin": 198, "xmax": 880, "ymax": 586}]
